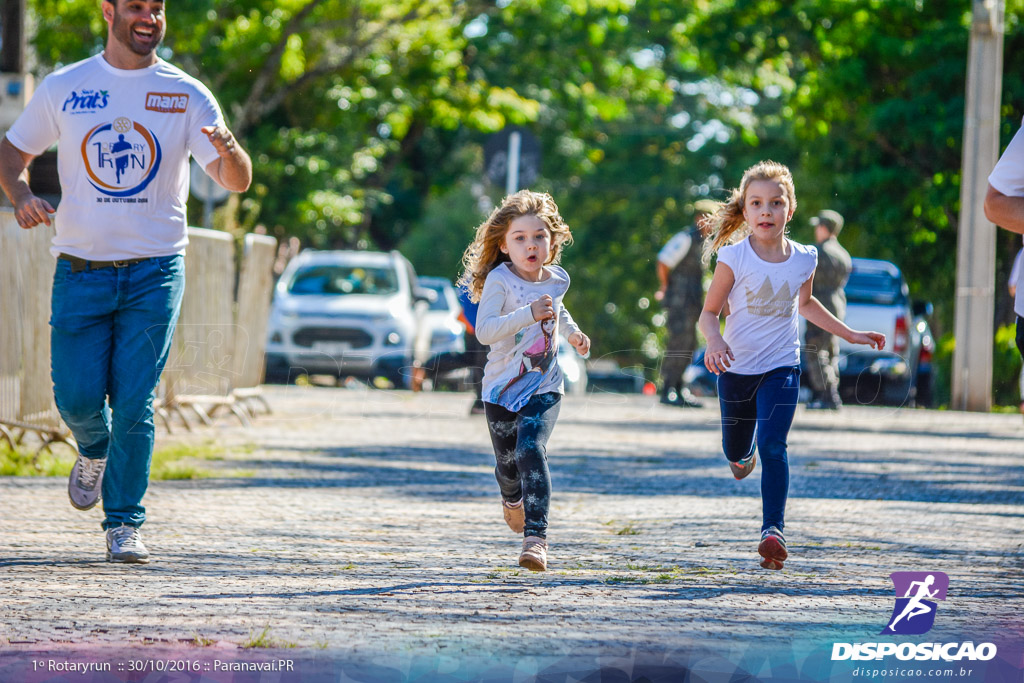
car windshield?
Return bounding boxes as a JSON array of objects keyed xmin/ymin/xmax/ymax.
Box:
[
  {"xmin": 844, "ymin": 269, "xmax": 903, "ymax": 305},
  {"xmin": 288, "ymin": 264, "xmax": 399, "ymax": 296},
  {"xmin": 420, "ymin": 283, "xmax": 451, "ymax": 311}
]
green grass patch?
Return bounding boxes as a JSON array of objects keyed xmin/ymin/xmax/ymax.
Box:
[
  {"xmin": 149, "ymin": 441, "xmax": 224, "ymax": 480},
  {"xmin": 241, "ymin": 626, "xmax": 299, "ymax": 649},
  {"xmin": 605, "ymin": 575, "xmax": 649, "ymax": 584},
  {"xmin": 615, "ymin": 565, "xmax": 735, "ymax": 583},
  {"xmin": 485, "ymin": 569, "xmax": 521, "ymax": 579},
  {"xmin": 1, "ymin": 439, "xmax": 251, "ymax": 481},
  {"xmin": 833, "ymin": 542, "xmax": 883, "ymax": 551},
  {"xmin": 626, "ymin": 562, "xmax": 674, "ymax": 572},
  {"xmin": 0, "ymin": 443, "xmax": 74, "ymax": 476},
  {"xmin": 602, "ymin": 519, "xmax": 642, "ymax": 535}
]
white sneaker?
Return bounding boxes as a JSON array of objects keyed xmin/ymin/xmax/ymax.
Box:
[
  {"xmin": 68, "ymin": 454, "xmax": 106, "ymax": 511},
  {"xmin": 105, "ymin": 524, "xmax": 150, "ymax": 564}
]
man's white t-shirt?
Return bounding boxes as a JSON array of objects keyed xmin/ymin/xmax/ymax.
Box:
[
  {"xmin": 989, "ymin": 118, "xmax": 1024, "ymax": 317},
  {"xmin": 716, "ymin": 237, "xmax": 818, "ymax": 375},
  {"xmin": 6, "ymin": 54, "xmax": 224, "ymax": 260},
  {"xmin": 658, "ymin": 230, "xmax": 693, "ymax": 269}
]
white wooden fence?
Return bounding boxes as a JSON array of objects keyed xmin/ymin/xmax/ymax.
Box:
[
  {"xmin": 0, "ymin": 211, "xmax": 68, "ymax": 453},
  {"xmin": 0, "ymin": 210, "xmax": 277, "ymax": 451}
]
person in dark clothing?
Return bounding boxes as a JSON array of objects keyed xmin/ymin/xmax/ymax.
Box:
[
  {"xmin": 655, "ymin": 200, "xmax": 716, "ymax": 407},
  {"xmin": 420, "ymin": 285, "xmax": 487, "ymax": 414},
  {"xmin": 803, "ymin": 210, "xmax": 852, "ymax": 410}
]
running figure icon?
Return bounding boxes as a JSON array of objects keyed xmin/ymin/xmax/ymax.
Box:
[
  {"xmin": 887, "ymin": 574, "xmax": 938, "ymax": 632},
  {"xmin": 882, "ymin": 571, "xmax": 949, "ymax": 635}
]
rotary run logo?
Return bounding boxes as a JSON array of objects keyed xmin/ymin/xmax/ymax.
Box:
[
  {"xmin": 883, "ymin": 571, "xmax": 948, "ymax": 635},
  {"xmin": 81, "ymin": 116, "xmax": 162, "ymax": 198}
]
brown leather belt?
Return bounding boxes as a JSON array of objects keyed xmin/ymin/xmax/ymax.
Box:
[{"xmin": 58, "ymin": 253, "xmax": 151, "ymax": 273}]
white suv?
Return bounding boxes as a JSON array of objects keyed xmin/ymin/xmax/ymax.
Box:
[{"xmin": 264, "ymin": 249, "xmax": 427, "ymax": 387}]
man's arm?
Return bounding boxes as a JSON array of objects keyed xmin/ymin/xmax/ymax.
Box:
[
  {"xmin": 201, "ymin": 125, "xmax": 252, "ymax": 192},
  {"xmin": 655, "ymin": 261, "xmax": 669, "ymax": 301},
  {"xmin": 984, "ymin": 184, "xmax": 1024, "ymax": 234},
  {"xmin": 0, "ymin": 137, "xmax": 55, "ymax": 229}
]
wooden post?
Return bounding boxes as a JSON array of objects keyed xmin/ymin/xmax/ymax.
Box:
[{"xmin": 952, "ymin": 0, "xmax": 1004, "ymax": 412}]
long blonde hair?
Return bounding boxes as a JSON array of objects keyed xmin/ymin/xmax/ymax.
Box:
[
  {"xmin": 458, "ymin": 190, "xmax": 573, "ymax": 301},
  {"xmin": 701, "ymin": 160, "xmax": 797, "ymax": 265}
]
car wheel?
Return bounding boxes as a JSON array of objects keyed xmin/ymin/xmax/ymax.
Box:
[
  {"xmin": 915, "ymin": 370, "xmax": 933, "ymax": 408},
  {"xmin": 374, "ymin": 357, "xmax": 411, "ymax": 390},
  {"xmin": 263, "ymin": 354, "xmax": 292, "ymax": 385}
]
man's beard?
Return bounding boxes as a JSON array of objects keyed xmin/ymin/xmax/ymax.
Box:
[{"xmin": 111, "ymin": 7, "xmax": 164, "ymax": 57}]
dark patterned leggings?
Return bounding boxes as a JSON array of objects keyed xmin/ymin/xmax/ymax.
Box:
[{"xmin": 484, "ymin": 392, "xmax": 561, "ymax": 539}]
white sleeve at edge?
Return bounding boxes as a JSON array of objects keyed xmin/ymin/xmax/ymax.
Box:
[
  {"xmin": 5, "ymin": 79, "xmax": 58, "ymax": 156},
  {"xmin": 989, "ymin": 121, "xmax": 1024, "ymax": 197},
  {"xmin": 559, "ymin": 304, "xmax": 580, "ymax": 339},
  {"xmin": 474, "ymin": 274, "xmax": 536, "ymax": 345}
]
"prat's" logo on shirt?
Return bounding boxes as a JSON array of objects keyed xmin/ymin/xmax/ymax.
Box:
[{"xmin": 144, "ymin": 92, "xmax": 188, "ymax": 113}]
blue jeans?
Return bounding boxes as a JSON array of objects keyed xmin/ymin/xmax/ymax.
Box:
[
  {"xmin": 50, "ymin": 255, "xmax": 185, "ymax": 529},
  {"xmin": 717, "ymin": 366, "xmax": 800, "ymax": 533},
  {"xmin": 484, "ymin": 392, "xmax": 561, "ymax": 539}
]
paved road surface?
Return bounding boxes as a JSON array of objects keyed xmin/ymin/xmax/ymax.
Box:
[{"xmin": 1, "ymin": 387, "xmax": 1021, "ymax": 679}]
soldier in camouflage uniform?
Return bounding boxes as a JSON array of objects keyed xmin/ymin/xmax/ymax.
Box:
[
  {"xmin": 655, "ymin": 201, "xmax": 716, "ymax": 407},
  {"xmin": 804, "ymin": 210, "xmax": 852, "ymax": 410}
]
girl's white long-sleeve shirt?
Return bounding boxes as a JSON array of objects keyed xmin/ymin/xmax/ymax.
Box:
[{"xmin": 475, "ymin": 263, "xmax": 580, "ymax": 411}]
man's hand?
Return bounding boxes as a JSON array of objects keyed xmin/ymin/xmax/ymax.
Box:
[
  {"xmin": 201, "ymin": 125, "xmax": 239, "ymax": 158},
  {"xmin": 14, "ymin": 194, "xmax": 55, "ymax": 229}
]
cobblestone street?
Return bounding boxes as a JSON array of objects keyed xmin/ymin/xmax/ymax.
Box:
[{"xmin": 1, "ymin": 386, "xmax": 1022, "ymax": 679}]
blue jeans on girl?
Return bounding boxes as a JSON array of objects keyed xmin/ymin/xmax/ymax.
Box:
[
  {"xmin": 50, "ymin": 255, "xmax": 185, "ymax": 529},
  {"xmin": 484, "ymin": 392, "xmax": 561, "ymax": 539},
  {"xmin": 717, "ymin": 366, "xmax": 800, "ymax": 533}
]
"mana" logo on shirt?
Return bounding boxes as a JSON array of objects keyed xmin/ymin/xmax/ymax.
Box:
[{"xmin": 145, "ymin": 92, "xmax": 188, "ymax": 113}]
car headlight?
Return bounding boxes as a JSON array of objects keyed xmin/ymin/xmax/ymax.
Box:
[
  {"xmin": 279, "ymin": 311, "xmax": 301, "ymax": 321},
  {"xmin": 385, "ymin": 332, "xmax": 403, "ymax": 346}
]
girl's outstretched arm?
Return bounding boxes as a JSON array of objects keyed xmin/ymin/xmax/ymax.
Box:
[
  {"xmin": 475, "ymin": 276, "xmax": 537, "ymax": 345},
  {"xmin": 699, "ymin": 263, "xmax": 735, "ymax": 375},
  {"xmin": 559, "ymin": 303, "xmax": 590, "ymax": 356},
  {"xmin": 798, "ymin": 277, "xmax": 886, "ymax": 349}
]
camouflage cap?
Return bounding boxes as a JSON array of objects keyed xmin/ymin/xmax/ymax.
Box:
[
  {"xmin": 692, "ymin": 199, "xmax": 718, "ymax": 215},
  {"xmin": 811, "ymin": 209, "xmax": 844, "ymax": 234}
]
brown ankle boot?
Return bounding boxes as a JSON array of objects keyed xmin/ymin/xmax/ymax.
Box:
[
  {"xmin": 518, "ymin": 536, "xmax": 547, "ymax": 571},
  {"xmin": 502, "ymin": 498, "xmax": 525, "ymax": 533}
]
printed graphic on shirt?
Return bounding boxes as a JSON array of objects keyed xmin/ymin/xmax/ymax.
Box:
[
  {"xmin": 744, "ymin": 276, "xmax": 794, "ymax": 318},
  {"xmin": 81, "ymin": 116, "xmax": 162, "ymax": 198},
  {"xmin": 61, "ymin": 88, "xmax": 110, "ymax": 114},
  {"xmin": 491, "ymin": 316, "xmax": 558, "ymax": 411},
  {"xmin": 145, "ymin": 92, "xmax": 189, "ymax": 113}
]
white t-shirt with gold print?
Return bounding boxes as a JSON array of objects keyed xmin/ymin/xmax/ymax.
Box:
[{"xmin": 716, "ymin": 237, "xmax": 817, "ymax": 375}]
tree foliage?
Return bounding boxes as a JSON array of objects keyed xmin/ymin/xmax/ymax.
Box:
[{"xmin": 25, "ymin": 0, "xmax": 1024, "ymax": 389}]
